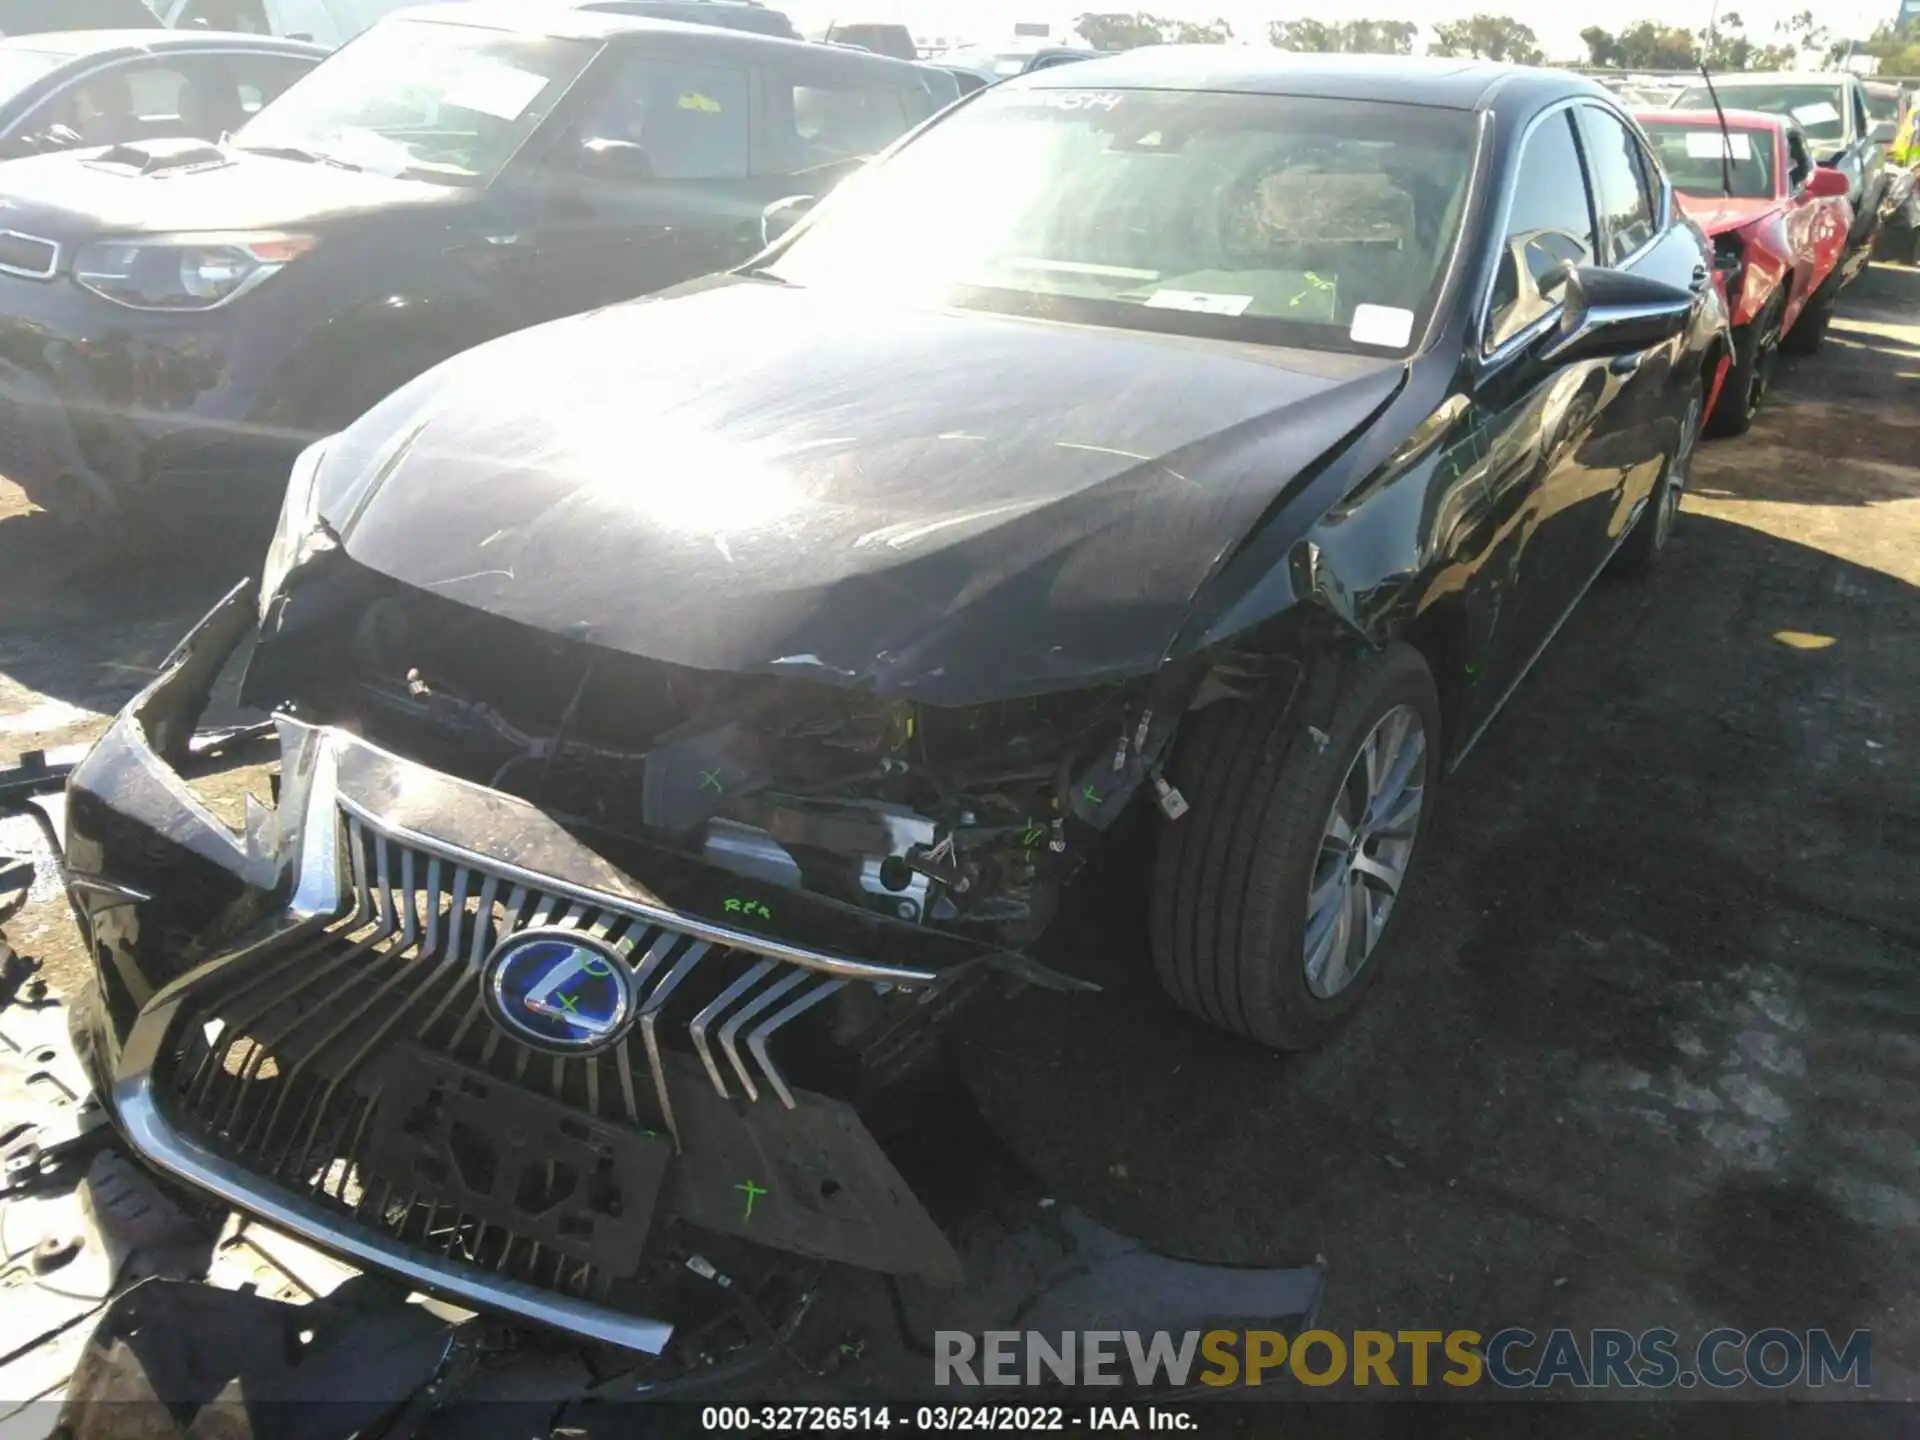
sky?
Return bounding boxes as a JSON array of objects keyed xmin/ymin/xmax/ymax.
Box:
[{"xmin": 785, "ymin": 0, "xmax": 1902, "ymax": 60}]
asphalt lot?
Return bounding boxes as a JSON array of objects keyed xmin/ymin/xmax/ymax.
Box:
[{"xmin": 1, "ymin": 262, "xmax": 1916, "ymax": 1401}]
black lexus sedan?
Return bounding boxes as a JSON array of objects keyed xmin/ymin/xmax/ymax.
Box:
[
  {"xmin": 0, "ymin": 2, "xmax": 940, "ymax": 533},
  {"xmin": 63, "ymin": 52, "xmax": 1726, "ymax": 1351}
]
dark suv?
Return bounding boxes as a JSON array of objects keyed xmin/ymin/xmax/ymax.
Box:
[{"xmin": 0, "ymin": 1, "xmax": 937, "ymax": 533}]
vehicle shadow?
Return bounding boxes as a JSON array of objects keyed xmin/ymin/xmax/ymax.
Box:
[{"xmin": 958, "ymin": 510, "xmax": 1920, "ymax": 1339}]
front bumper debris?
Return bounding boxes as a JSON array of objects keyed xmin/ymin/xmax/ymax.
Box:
[{"xmin": 63, "ymin": 586, "xmax": 988, "ymax": 1354}]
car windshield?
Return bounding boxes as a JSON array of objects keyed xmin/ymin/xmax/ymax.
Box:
[
  {"xmin": 1641, "ymin": 120, "xmax": 1776, "ymax": 200},
  {"xmin": 231, "ymin": 20, "xmax": 593, "ymax": 185},
  {"xmin": 0, "ymin": 46, "xmax": 65, "ymax": 100},
  {"xmin": 1675, "ymin": 83, "xmax": 1847, "ymax": 144},
  {"xmin": 763, "ymin": 88, "xmax": 1480, "ymax": 355},
  {"xmin": 945, "ymin": 49, "xmax": 1037, "ymax": 76}
]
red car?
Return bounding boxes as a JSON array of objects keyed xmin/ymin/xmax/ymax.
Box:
[{"xmin": 1638, "ymin": 108, "xmax": 1853, "ymax": 435}]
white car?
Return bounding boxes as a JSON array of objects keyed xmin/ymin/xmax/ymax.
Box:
[{"xmin": 154, "ymin": 0, "xmax": 460, "ymax": 48}]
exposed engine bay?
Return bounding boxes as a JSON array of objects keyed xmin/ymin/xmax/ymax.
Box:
[{"xmin": 246, "ymin": 557, "xmax": 1213, "ymax": 945}]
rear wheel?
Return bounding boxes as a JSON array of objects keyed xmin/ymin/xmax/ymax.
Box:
[
  {"xmin": 1150, "ymin": 643, "xmax": 1441, "ymax": 1051},
  {"xmin": 1616, "ymin": 379, "xmax": 1701, "ymax": 576},
  {"xmin": 1706, "ymin": 293, "xmax": 1783, "ymax": 438}
]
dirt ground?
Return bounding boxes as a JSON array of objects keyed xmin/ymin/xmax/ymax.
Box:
[{"xmin": 1, "ymin": 263, "xmax": 1916, "ymax": 1399}]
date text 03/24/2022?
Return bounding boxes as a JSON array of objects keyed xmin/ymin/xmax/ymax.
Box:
[{"xmin": 701, "ymin": 1407, "xmax": 1191, "ymax": 1431}]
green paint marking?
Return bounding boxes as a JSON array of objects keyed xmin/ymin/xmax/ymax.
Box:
[
  {"xmin": 736, "ymin": 1179, "xmax": 769, "ymax": 1221},
  {"xmin": 1020, "ymin": 821, "xmax": 1046, "ymax": 848},
  {"xmin": 700, "ymin": 767, "xmax": 726, "ymax": 795},
  {"xmin": 581, "ymin": 957, "xmax": 614, "ymax": 977},
  {"xmin": 1081, "ymin": 783, "xmax": 1103, "ymax": 806},
  {"xmin": 555, "ymin": 990, "xmax": 582, "ymax": 1015}
]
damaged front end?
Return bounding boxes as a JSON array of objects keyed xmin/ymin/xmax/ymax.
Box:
[
  {"xmin": 64, "ymin": 580, "xmax": 1117, "ymax": 1355},
  {"xmin": 250, "ymin": 534, "xmax": 1200, "ymax": 948}
]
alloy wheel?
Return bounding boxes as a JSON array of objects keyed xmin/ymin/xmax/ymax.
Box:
[
  {"xmin": 1655, "ymin": 396, "xmax": 1700, "ymax": 552},
  {"xmin": 1746, "ymin": 303, "xmax": 1783, "ymax": 419},
  {"xmin": 1303, "ymin": 703, "xmax": 1429, "ymax": 1000}
]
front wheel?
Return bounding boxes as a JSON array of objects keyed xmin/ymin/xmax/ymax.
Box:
[
  {"xmin": 1781, "ymin": 277, "xmax": 1837, "ymax": 356},
  {"xmin": 1150, "ymin": 643, "xmax": 1441, "ymax": 1051},
  {"xmin": 1706, "ymin": 294, "xmax": 1783, "ymax": 439}
]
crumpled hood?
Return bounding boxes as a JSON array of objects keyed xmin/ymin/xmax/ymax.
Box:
[{"xmin": 319, "ymin": 279, "xmax": 1405, "ymax": 705}]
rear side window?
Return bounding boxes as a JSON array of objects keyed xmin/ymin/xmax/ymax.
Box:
[
  {"xmin": 582, "ymin": 55, "xmax": 750, "ymax": 180},
  {"xmin": 232, "ymin": 53, "xmax": 313, "ymax": 113},
  {"xmin": 1576, "ymin": 107, "xmax": 1656, "ymax": 264},
  {"xmin": 759, "ymin": 72, "xmax": 913, "ymax": 175},
  {"xmin": 172, "ymin": 0, "xmax": 270, "ymax": 32},
  {"xmin": 1487, "ymin": 110, "xmax": 1596, "ymax": 350}
]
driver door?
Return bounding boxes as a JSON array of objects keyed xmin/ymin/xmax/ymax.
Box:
[
  {"xmin": 486, "ymin": 49, "xmax": 767, "ymax": 326},
  {"xmin": 1445, "ymin": 108, "xmax": 1637, "ymax": 745}
]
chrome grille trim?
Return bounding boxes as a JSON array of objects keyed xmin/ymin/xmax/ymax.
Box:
[
  {"xmin": 0, "ymin": 230, "xmax": 59, "ymax": 280},
  {"xmin": 334, "ymin": 789, "xmax": 935, "ymax": 987}
]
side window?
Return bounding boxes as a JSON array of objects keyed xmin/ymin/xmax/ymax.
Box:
[
  {"xmin": 578, "ymin": 56, "xmax": 750, "ymax": 181},
  {"xmin": 29, "ymin": 60, "xmax": 231, "ymax": 145},
  {"xmin": 230, "ymin": 55, "xmax": 315, "ymax": 116},
  {"xmin": 262, "ymin": 0, "xmax": 345, "ymax": 45},
  {"xmin": 1576, "ymin": 107, "xmax": 1657, "ymax": 265},
  {"xmin": 758, "ymin": 71, "xmax": 912, "ymax": 176},
  {"xmin": 173, "ymin": 0, "xmax": 270, "ymax": 31},
  {"xmin": 1786, "ymin": 128, "xmax": 1814, "ymax": 191},
  {"xmin": 1486, "ymin": 111, "xmax": 1596, "ymax": 351}
]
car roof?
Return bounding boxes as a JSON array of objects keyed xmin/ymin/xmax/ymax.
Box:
[
  {"xmin": 396, "ymin": 0, "xmax": 915, "ymax": 67},
  {"xmin": 1687, "ymin": 70, "xmax": 1852, "ymax": 86},
  {"xmin": 1638, "ymin": 106, "xmax": 1785, "ymax": 131},
  {"xmin": 1014, "ymin": 48, "xmax": 1582, "ymax": 111},
  {"xmin": 0, "ymin": 28, "xmax": 325, "ymax": 58}
]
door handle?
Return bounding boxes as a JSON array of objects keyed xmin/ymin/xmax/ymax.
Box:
[
  {"xmin": 1689, "ymin": 263, "xmax": 1710, "ymax": 294},
  {"xmin": 1609, "ymin": 352, "xmax": 1644, "ymax": 376}
]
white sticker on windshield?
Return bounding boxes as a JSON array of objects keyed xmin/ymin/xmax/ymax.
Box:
[
  {"xmin": 444, "ymin": 61, "xmax": 550, "ymax": 122},
  {"xmin": 1791, "ymin": 100, "xmax": 1841, "ymax": 126},
  {"xmin": 1144, "ymin": 289, "xmax": 1253, "ymax": 316},
  {"xmin": 1349, "ymin": 303, "xmax": 1415, "ymax": 348},
  {"xmin": 1684, "ymin": 130, "xmax": 1754, "ymax": 160}
]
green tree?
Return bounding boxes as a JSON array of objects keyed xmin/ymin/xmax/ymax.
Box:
[
  {"xmin": 1580, "ymin": 25, "xmax": 1623, "ymax": 66},
  {"xmin": 1168, "ymin": 16, "xmax": 1233, "ymax": 43},
  {"xmin": 1610, "ymin": 20, "xmax": 1702, "ymax": 68},
  {"xmin": 1429, "ymin": 13, "xmax": 1545, "ymax": 64},
  {"xmin": 1268, "ymin": 18, "xmax": 1415, "ymax": 53},
  {"xmin": 1074, "ymin": 11, "xmax": 1165, "ymax": 50},
  {"xmin": 1269, "ymin": 18, "xmax": 1341, "ymax": 50}
]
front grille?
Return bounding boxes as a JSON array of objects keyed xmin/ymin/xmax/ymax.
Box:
[
  {"xmin": 156, "ymin": 810, "xmax": 873, "ymax": 1304},
  {"xmin": 0, "ymin": 231, "xmax": 59, "ymax": 280}
]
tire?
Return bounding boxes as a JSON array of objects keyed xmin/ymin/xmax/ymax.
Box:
[
  {"xmin": 1615, "ymin": 378, "xmax": 1702, "ymax": 577},
  {"xmin": 1705, "ymin": 294, "xmax": 1783, "ymax": 439},
  {"xmin": 1781, "ymin": 278, "xmax": 1836, "ymax": 356},
  {"xmin": 1149, "ymin": 642, "xmax": 1441, "ymax": 1051}
]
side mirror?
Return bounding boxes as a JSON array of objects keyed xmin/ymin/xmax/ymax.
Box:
[
  {"xmin": 578, "ymin": 135, "xmax": 653, "ymax": 178},
  {"xmin": 1806, "ymin": 165, "xmax": 1851, "ymax": 199},
  {"xmin": 1870, "ymin": 119, "xmax": 1898, "ymax": 146},
  {"xmin": 1539, "ymin": 264, "xmax": 1693, "ymax": 367},
  {"xmin": 760, "ymin": 193, "xmax": 817, "ymax": 248}
]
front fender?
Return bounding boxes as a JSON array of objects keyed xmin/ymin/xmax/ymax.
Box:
[{"xmin": 255, "ymin": 291, "xmax": 513, "ymax": 436}]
